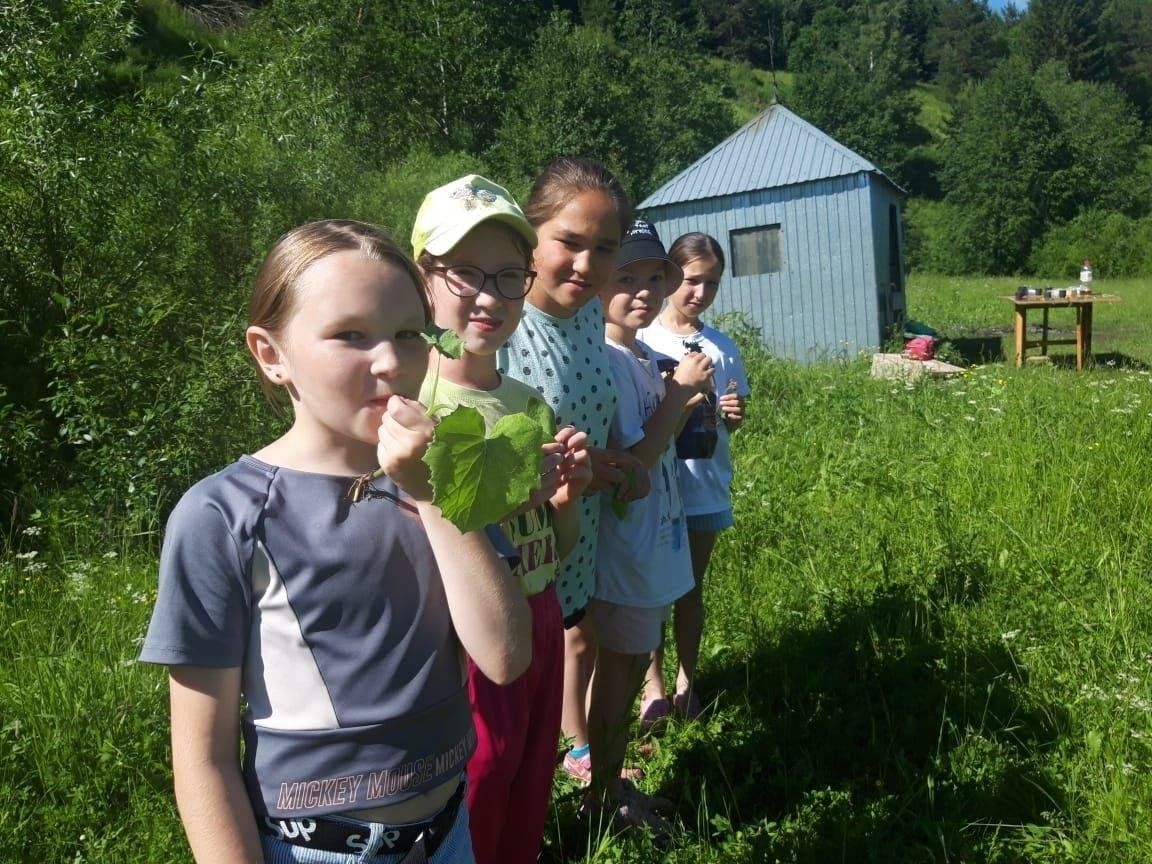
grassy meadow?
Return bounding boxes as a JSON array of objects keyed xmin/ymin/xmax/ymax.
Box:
[{"xmin": 2, "ymin": 275, "xmax": 1151, "ymax": 862}]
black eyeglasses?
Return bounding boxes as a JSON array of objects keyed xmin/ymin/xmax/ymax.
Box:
[{"xmin": 424, "ymin": 265, "xmax": 537, "ymax": 300}]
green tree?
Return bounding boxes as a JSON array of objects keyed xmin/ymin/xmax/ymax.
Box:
[
  {"xmin": 1033, "ymin": 61, "xmax": 1145, "ymax": 218},
  {"xmin": 488, "ymin": 15, "xmax": 633, "ymax": 188},
  {"xmin": 614, "ymin": 0, "xmax": 734, "ymax": 195},
  {"xmin": 924, "ymin": 0, "xmax": 1010, "ymax": 95},
  {"xmin": 1101, "ymin": 0, "xmax": 1152, "ymax": 121},
  {"xmin": 788, "ymin": 3, "xmax": 924, "ymax": 186},
  {"xmin": 1020, "ymin": 0, "xmax": 1115, "ymax": 83},
  {"xmin": 1, "ymin": 1, "xmax": 363, "ymax": 531},
  {"xmin": 239, "ymin": 0, "xmax": 541, "ymax": 160},
  {"xmin": 489, "ymin": 10, "xmax": 731, "ymax": 200},
  {"xmin": 695, "ymin": 0, "xmax": 788, "ymax": 68},
  {"xmin": 577, "ymin": 0, "xmax": 617, "ymax": 31},
  {"xmin": 0, "ymin": 0, "xmax": 143, "ymax": 498},
  {"xmin": 939, "ymin": 56, "xmax": 1065, "ymax": 273}
]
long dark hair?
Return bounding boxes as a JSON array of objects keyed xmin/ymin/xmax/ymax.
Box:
[
  {"xmin": 524, "ymin": 157, "xmax": 633, "ymax": 234},
  {"xmin": 668, "ymin": 232, "xmax": 726, "ymax": 272}
]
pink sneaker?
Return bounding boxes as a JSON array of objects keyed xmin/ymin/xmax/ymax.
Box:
[
  {"xmin": 561, "ymin": 750, "xmax": 643, "ymax": 787},
  {"xmin": 639, "ymin": 696, "xmax": 671, "ymax": 733},
  {"xmin": 562, "ymin": 750, "xmax": 593, "ymax": 785}
]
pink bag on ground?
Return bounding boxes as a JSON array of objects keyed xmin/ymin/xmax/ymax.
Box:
[{"xmin": 903, "ymin": 336, "xmax": 936, "ymax": 361}]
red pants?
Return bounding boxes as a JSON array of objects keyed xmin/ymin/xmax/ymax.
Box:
[{"xmin": 465, "ymin": 583, "xmax": 564, "ymax": 864}]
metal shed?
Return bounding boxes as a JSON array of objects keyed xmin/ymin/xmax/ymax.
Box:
[{"xmin": 639, "ymin": 103, "xmax": 906, "ymax": 362}]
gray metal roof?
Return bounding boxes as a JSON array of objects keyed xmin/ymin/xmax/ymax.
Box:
[{"xmin": 640, "ymin": 103, "xmax": 893, "ymax": 209}]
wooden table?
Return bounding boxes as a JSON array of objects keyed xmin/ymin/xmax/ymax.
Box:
[{"xmin": 1002, "ymin": 293, "xmax": 1119, "ymax": 371}]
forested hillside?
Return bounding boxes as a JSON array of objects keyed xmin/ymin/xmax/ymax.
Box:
[{"xmin": 2, "ymin": 0, "xmax": 1151, "ymax": 537}]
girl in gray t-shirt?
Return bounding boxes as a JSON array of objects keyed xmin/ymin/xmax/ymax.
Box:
[{"xmin": 141, "ymin": 220, "xmax": 530, "ymax": 864}]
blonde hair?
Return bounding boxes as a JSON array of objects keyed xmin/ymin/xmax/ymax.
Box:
[{"xmin": 249, "ymin": 220, "xmax": 430, "ymax": 401}]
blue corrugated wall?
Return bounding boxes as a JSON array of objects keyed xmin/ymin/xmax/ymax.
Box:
[{"xmin": 644, "ymin": 173, "xmax": 901, "ymax": 363}]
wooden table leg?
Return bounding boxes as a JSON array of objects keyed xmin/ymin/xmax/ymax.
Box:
[
  {"xmin": 1078, "ymin": 303, "xmax": 1094, "ymax": 370},
  {"xmin": 1074, "ymin": 305, "xmax": 1084, "ymax": 371},
  {"xmin": 1041, "ymin": 307, "xmax": 1050, "ymax": 357},
  {"xmin": 1014, "ymin": 305, "xmax": 1026, "ymax": 367}
]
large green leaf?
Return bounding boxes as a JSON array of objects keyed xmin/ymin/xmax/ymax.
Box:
[{"xmin": 422, "ymin": 401, "xmax": 551, "ymax": 533}]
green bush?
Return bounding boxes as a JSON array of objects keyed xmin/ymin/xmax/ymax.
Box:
[
  {"xmin": 1028, "ymin": 210, "xmax": 1152, "ymax": 279},
  {"xmin": 903, "ymin": 198, "xmax": 968, "ymax": 274},
  {"xmin": 347, "ymin": 148, "xmax": 497, "ymax": 254},
  {"xmin": 0, "ymin": 2, "xmax": 365, "ymax": 543}
]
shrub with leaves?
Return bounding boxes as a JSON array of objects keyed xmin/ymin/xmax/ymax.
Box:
[
  {"xmin": 1, "ymin": 1, "xmax": 365, "ymax": 540},
  {"xmin": 1028, "ymin": 210, "xmax": 1152, "ymax": 278}
]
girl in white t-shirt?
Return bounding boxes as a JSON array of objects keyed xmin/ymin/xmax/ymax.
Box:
[
  {"xmin": 586, "ymin": 220, "xmax": 712, "ymax": 831},
  {"xmin": 638, "ymin": 232, "xmax": 750, "ymax": 722}
]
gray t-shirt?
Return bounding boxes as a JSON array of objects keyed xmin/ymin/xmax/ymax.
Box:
[
  {"xmin": 140, "ymin": 456, "xmax": 514, "ymax": 819},
  {"xmin": 497, "ymin": 298, "xmax": 617, "ymax": 617}
]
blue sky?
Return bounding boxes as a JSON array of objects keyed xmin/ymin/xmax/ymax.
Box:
[{"xmin": 987, "ymin": 0, "xmax": 1029, "ymax": 11}]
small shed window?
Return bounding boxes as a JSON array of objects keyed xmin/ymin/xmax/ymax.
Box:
[{"xmin": 730, "ymin": 224, "xmax": 782, "ymax": 277}]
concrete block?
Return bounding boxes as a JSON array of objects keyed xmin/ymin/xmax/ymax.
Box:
[{"xmin": 870, "ymin": 353, "xmax": 965, "ymax": 381}]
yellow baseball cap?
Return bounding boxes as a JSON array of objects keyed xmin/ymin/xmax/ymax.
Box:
[{"xmin": 411, "ymin": 174, "xmax": 537, "ymax": 259}]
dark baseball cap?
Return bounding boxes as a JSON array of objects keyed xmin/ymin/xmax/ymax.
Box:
[{"xmin": 614, "ymin": 219, "xmax": 683, "ymax": 283}]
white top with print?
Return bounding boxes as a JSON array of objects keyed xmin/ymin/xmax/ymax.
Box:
[
  {"xmin": 639, "ymin": 320, "xmax": 750, "ymax": 516},
  {"xmin": 595, "ymin": 339, "xmax": 692, "ymax": 608}
]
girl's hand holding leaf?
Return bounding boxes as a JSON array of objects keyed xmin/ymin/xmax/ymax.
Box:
[
  {"xmin": 354, "ymin": 324, "xmax": 557, "ymax": 532},
  {"xmin": 550, "ymin": 426, "xmax": 593, "ymax": 510},
  {"xmin": 587, "ymin": 447, "xmax": 650, "ymax": 500},
  {"xmin": 608, "ymin": 464, "xmax": 640, "ymax": 519},
  {"xmin": 520, "ymin": 443, "xmax": 565, "ymax": 514},
  {"xmin": 585, "ymin": 445, "xmax": 628, "ymax": 494},
  {"xmin": 671, "ymin": 349, "xmax": 713, "ymax": 394},
  {"xmin": 376, "ymin": 395, "xmax": 436, "ymax": 501}
]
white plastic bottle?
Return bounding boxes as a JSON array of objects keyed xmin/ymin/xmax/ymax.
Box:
[{"xmin": 1079, "ymin": 259, "xmax": 1094, "ymax": 294}]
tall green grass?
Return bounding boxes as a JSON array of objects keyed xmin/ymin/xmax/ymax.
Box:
[
  {"xmin": 912, "ymin": 83, "xmax": 952, "ymax": 142},
  {"xmin": 713, "ymin": 60, "xmax": 795, "ymax": 125},
  {"xmin": 699, "ymin": 356, "xmax": 1152, "ymax": 861},
  {"xmin": 0, "ymin": 553, "xmax": 180, "ymax": 862},
  {"xmin": 3, "ymin": 276, "xmax": 1152, "ymax": 862}
]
